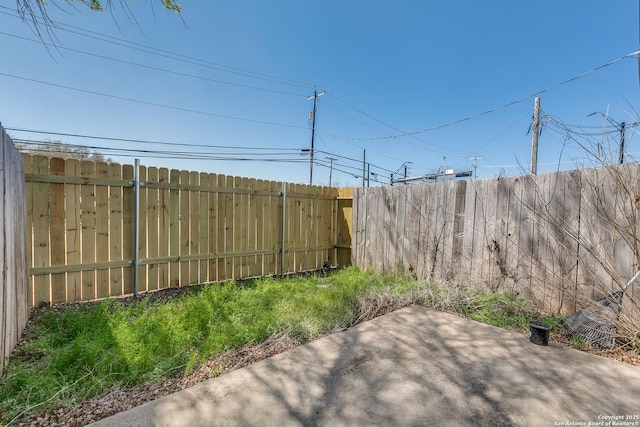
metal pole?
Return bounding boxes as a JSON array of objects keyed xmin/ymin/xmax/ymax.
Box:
[
  {"xmin": 619, "ymin": 122, "xmax": 626, "ymax": 164},
  {"xmin": 327, "ymin": 157, "xmax": 336, "ymax": 187},
  {"xmin": 531, "ymin": 97, "xmax": 540, "ymax": 175},
  {"xmin": 133, "ymin": 158, "xmax": 140, "ymax": 297},
  {"xmin": 281, "ymin": 182, "xmax": 286, "ymax": 277}
]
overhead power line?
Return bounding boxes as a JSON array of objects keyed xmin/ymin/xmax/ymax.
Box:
[
  {"xmin": 0, "ymin": 72, "xmax": 307, "ymax": 129},
  {"xmin": 327, "ymin": 50, "xmax": 640, "ymax": 141},
  {"xmin": 0, "ymin": 31, "xmax": 307, "ymax": 98},
  {"xmin": 5, "ymin": 127, "xmax": 304, "ymax": 151},
  {"xmin": 14, "ymin": 139, "xmax": 312, "ymax": 163},
  {"xmin": 0, "ymin": 6, "xmax": 314, "ymax": 90}
]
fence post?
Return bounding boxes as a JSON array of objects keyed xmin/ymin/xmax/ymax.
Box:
[
  {"xmin": 133, "ymin": 159, "xmax": 140, "ymax": 297},
  {"xmin": 281, "ymin": 182, "xmax": 286, "ymax": 277}
]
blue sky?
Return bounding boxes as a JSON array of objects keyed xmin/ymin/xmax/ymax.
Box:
[{"xmin": 1, "ymin": 1, "xmax": 639, "ymax": 186}]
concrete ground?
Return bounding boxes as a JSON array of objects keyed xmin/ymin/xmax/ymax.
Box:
[{"xmin": 90, "ymin": 306, "xmax": 640, "ymax": 427}]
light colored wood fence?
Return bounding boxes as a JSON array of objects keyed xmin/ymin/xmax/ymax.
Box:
[
  {"xmin": 1, "ymin": 125, "xmax": 29, "ymax": 375},
  {"xmin": 353, "ymin": 166, "xmax": 640, "ymax": 315},
  {"xmin": 23, "ymin": 154, "xmax": 353, "ymax": 307}
]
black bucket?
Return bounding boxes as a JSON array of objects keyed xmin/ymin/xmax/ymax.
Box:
[{"xmin": 529, "ymin": 321, "xmax": 552, "ymax": 346}]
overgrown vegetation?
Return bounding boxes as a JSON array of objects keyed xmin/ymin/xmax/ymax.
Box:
[{"xmin": 0, "ymin": 268, "xmax": 557, "ymax": 424}]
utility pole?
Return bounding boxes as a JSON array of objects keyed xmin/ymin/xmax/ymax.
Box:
[
  {"xmin": 326, "ymin": 157, "xmax": 337, "ymax": 187},
  {"xmin": 307, "ymin": 87, "xmax": 325, "ymax": 185},
  {"xmin": 470, "ymin": 155, "xmax": 481, "ymax": 178},
  {"xmin": 531, "ymin": 97, "xmax": 540, "ymax": 175},
  {"xmin": 619, "ymin": 122, "xmax": 626, "ymax": 164},
  {"xmin": 362, "ymin": 150, "xmax": 366, "ymax": 187}
]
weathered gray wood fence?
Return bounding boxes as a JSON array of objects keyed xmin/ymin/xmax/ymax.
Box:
[
  {"xmin": 353, "ymin": 166, "xmax": 640, "ymax": 316},
  {"xmin": 0, "ymin": 124, "xmax": 29, "ymax": 375}
]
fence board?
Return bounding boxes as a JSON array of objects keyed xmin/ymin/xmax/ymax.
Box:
[
  {"xmin": 199, "ymin": 173, "xmax": 210, "ymax": 282},
  {"xmin": 1, "ymin": 131, "xmax": 5, "ymax": 364},
  {"xmin": 255, "ymin": 180, "xmax": 266, "ymax": 276},
  {"xmin": 147, "ymin": 167, "xmax": 160, "ymax": 291},
  {"xmin": 158, "ymin": 168, "xmax": 170, "ymax": 289},
  {"xmin": 179, "ymin": 170, "xmax": 191, "ymax": 286},
  {"xmin": 80, "ymin": 161, "xmax": 96, "ymax": 300},
  {"xmin": 216, "ymin": 174, "xmax": 227, "ymax": 281},
  {"xmin": 224, "ymin": 175, "xmax": 234, "ymax": 280},
  {"xmin": 109, "ymin": 163, "xmax": 123, "ymax": 296},
  {"xmin": 49, "ymin": 158, "xmax": 66, "ymax": 303},
  {"xmin": 189, "ymin": 171, "xmax": 200, "ymax": 284},
  {"xmin": 208, "ymin": 174, "xmax": 220, "ymax": 282},
  {"xmin": 22, "ymin": 154, "xmax": 34, "ymax": 307},
  {"xmin": 95, "ymin": 162, "xmax": 110, "ymax": 299},
  {"xmin": 32, "ymin": 156, "xmax": 50, "ymax": 305},
  {"xmin": 169, "ymin": 169, "xmax": 180, "ymax": 287},
  {"xmin": 122, "ymin": 164, "xmax": 134, "ymax": 294},
  {"xmin": 137, "ymin": 166, "xmax": 148, "ymax": 293}
]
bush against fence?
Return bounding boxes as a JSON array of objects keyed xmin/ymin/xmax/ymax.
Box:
[{"xmin": 23, "ymin": 154, "xmax": 353, "ymax": 307}]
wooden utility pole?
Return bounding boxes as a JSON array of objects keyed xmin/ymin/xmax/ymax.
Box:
[
  {"xmin": 362, "ymin": 150, "xmax": 366, "ymax": 187},
  {"xmin": 531, "ymin": 97, "xmax": 540, "ymax": 175},
  {"xmin": 307, "ymin": 87, "xmax": 325, "ymax": 185}
]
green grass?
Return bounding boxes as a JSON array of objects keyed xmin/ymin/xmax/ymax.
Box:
[{"xmin": 0, "ymin": 268, "xmax": 556, "ymax": 424}]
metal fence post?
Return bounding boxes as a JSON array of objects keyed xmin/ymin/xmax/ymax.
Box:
[
  {"xmin": 281, "ymin": 182, "xmax": 286, "ymax": 277},
  {"xmin": 133, "ymin": 159, "xmax": 140, "ymax": 297}
]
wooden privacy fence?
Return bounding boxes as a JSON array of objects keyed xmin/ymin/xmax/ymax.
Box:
[
  {"xmin": 23, "ymin": 154, "xmax": 353, "ymax": 308},
  {"xmin": 353, "ymin": 165, "xmax": 640, "ymax": 315},
  {"xmin": 1, "ymin": 125, "xmax": 29, "ymax": 375}
]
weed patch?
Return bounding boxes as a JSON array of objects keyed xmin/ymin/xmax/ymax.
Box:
[{"xmin": 0, "ymin": 268, "xmax": 556, "ymax": 425}]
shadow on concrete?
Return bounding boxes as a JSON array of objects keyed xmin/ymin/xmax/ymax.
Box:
[{"xmin": 92, "ymin": 306, "xmax": 640, "ymax": 427}]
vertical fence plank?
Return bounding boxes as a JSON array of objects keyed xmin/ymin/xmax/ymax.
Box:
[
  {"xmin": 109, "ymin": 163, "xmax": 123, "ymax": 296},
  {"xmin": 137, "ymin": 165, "xmax": 148, "ymax": 293},
  {"xmin": 216, "ymin": 175, "xmax": 228, "ymax": 281},
  {"xmin": 169, "ymin": 169, "xmax": 180, "ymax": 287},
  {"xmin": 11, "ymin": 141, "xmax": 29, "ymax": 360},
  {"xmin": 336, "ymin": 187, "xmax": 353, "ymax": 268},
  {"xmin": 22, "ymin": 154, "xmax": 34, "ymax": 307},
  {"xmin": 265, "ymin": 180, "xmax": 279, "ymax": 276},
  {"xmin": 0, "ymin": 132, "xmax": 5, "ymax": 365},
  {"xmin": 179, "ymin": 170, "xmax": 190, "ymax": 286},
  {"xmin": 529, "ymin": 173, "xmax": 550, "ymax": 308},
  {"xmin": 95, "ymin": 162, "xmax": 110, "ymax": 299},
  {"xmin": 49, "ymin": 158, "xmax": 66, "ymax": 303},
  {"xmin": 147, "ymin": 167, "xmax": 160, "ymax": 291},
  {"xmin": 158, "ymin": 168, "xmax": 170, "ymax": 289},
  {"xmin": 80, "ymin": 161, "xmax": 96, "ymax": 301},
  {"xmin": 64, "ymin": 159, "xmax": 81, "ymax": 301},
  {"xmin": 189, "ymin": 171, "xmax": 200, "ymax": 284},
  {"xmin": 247, "ymin": 178, "xmax": 258, "ymax": 277},
  {"xmin": 233, "ymin": 177, "xmax": 245, "ymax": 278},
  {"xmin": 32, "ymin": 155, "xmax": 50, "ymax": 305},
  {"xmin": 199, "ymin": 173, "xmax": 210, "ymax": 282},
  {"xmin": 225, "ymin": 176, "xmax": 236, "ymax": 279},
  {"xmin": 208, "ymin": 173, "xmax": 218, "ymax": 282},
  {"xmin": 122, "ymin": 164, "xmax": 134, "ymax": 294}
]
